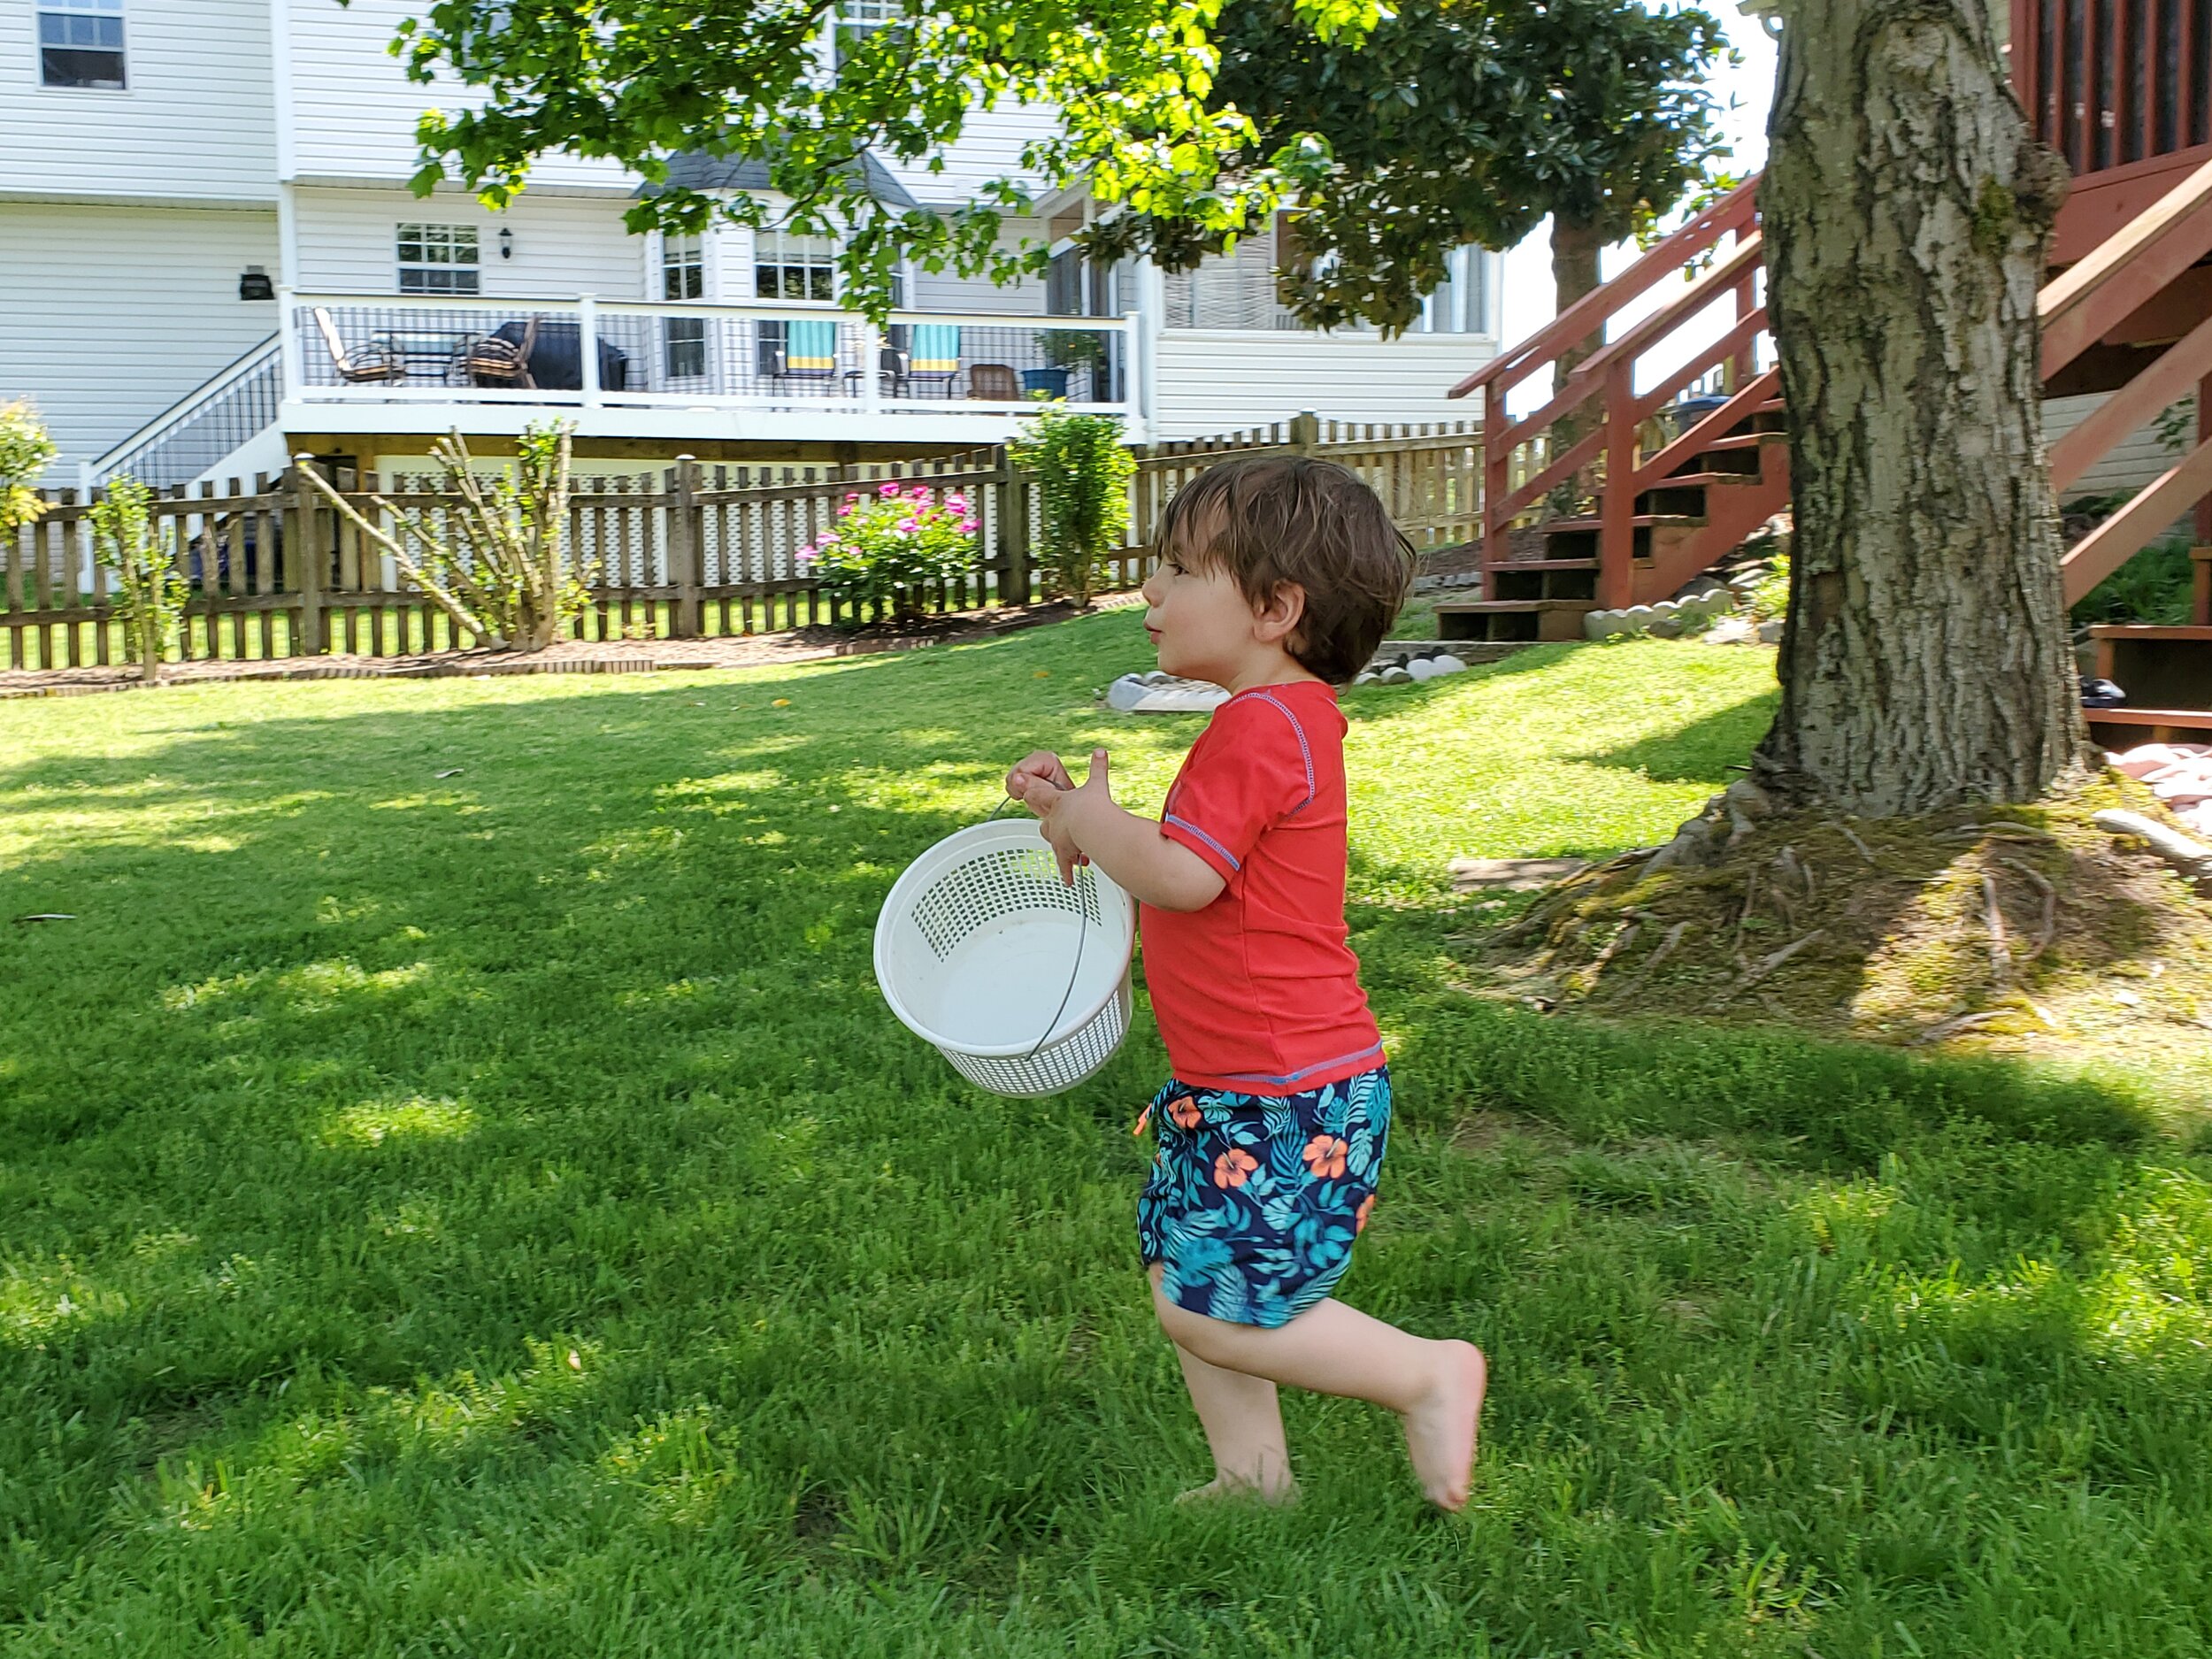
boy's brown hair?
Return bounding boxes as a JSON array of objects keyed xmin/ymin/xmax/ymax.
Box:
[{"xmin": 1153, "ymin": 455, "xmax": 1417, "ymax": 685}]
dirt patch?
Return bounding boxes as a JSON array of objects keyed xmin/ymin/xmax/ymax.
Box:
[
  {"xmin": 0, "ymin": 594, "xmax": 1146, "ymax": 700},
  {"xmin": 1463, "ymin": 777, "xmax": 2212, "ymax": 1087}
]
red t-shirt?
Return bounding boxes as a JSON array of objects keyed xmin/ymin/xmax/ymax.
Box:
[{"xmin": 1140, "ymin": 680, "xmax": 1384, "ymax": 1095}]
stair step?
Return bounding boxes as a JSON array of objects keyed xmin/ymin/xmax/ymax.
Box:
[
  {"xmin": 2085, "ymin": 706, "xmax": 2212, "ymax": 741},
  {"xmin": 1433, "ymin": 598, "xmax": 1596, "ymax": 644},
  {"xmin": 1536, "ymin": 514, "xmax": 1704, "ymax": 534},
  {"xmin": 1693, "ymin": 432, "xmax": 1788, "ymax": 454},
  {"xmin": 1644, "ymin": 472, "xmax": 1753, "ymax": 489},
  {"xmin": 1433, "ymin": 600, "xmax": 1599, "ymax": 611}
]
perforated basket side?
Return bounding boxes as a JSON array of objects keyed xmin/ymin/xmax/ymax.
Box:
[{"xmin": 941, "ymin": 974, "xmax": 1133, "ymax": 1098}]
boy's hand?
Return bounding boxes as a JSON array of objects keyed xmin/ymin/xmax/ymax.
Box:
[
  {"xmin": 1010, "ymin": 748, "xmax": 1114, "ymax": 884},
  {"xmin": 1004, "ymin": 749, "xmax": 1074, "ymax": 800}
]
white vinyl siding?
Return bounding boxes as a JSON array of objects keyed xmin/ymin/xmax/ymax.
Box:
[
  {"xmin": 872, "ymin": 107, "xmax": 1052, "ymax": 207},
  {"xmin": 293, "ymin": 187, "xmax": 645, "ymax": 297},
  {"xmin": 2044, "ymin": 392, "xmax": 2203, "ymax": 503},
  {"xmin": 1151, "ymin": 331, "xmax": 1496, "ymax": 439},
  {"xmin": 904, "ymin": 219, "xmax": 1048, "ymax": 316},
  {"xmin": 0, "ymin": 202, "xmax": 280, "ymax": 477},
  {"xmin": 0, "ymin": 0, "xmax": 274, "ymax": 204},
  {"xmin": 286, "ymin": 0, "xmax": 631, "ymax": 192}
]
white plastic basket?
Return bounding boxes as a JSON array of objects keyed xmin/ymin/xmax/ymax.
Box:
[{"xmin": 874, "ymin": 819, "xmax": 1137, "ymax": 1097}]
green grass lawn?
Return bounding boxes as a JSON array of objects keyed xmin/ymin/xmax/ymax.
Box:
[{"xmin": 2, "ymin": 615, "xmax": 2208, "ymax": 1656}]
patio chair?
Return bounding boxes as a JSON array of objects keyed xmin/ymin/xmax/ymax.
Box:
[
  {"xmin": 769, "ymin": 319, "xmax": 841, "ymax": 388},
  {"xmin": 906, "ymin": 324, "xmax": 961, "ymax": 396},
  {"xmin": 965, "ymin": 362, "xmax": 1020, "ymax": 402},
  {"xmin": 465, "ymin": 316, "xmax": 540, "ymax": 388},
  {"xmin": 311, "ymin": 307, "xmax": 403, "ymax": 384}
]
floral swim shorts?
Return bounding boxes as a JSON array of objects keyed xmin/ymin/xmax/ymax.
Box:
[{"xmin": 1137, "ymin": 1066, "xmax": 1392, "ymax": 1329}]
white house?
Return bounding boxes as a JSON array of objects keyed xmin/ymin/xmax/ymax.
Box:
[{"xmin": 0, "ymin": 0, "xmax": 1502, "ymax": 488}]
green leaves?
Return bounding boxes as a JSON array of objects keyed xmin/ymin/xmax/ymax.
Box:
[
  {"xmin": 382, "ymin": 0, "xmax": 1729, "ymax": 330},
  {"xmin": 1007, "ymin": 407, "xmax": 1136, "ymax": 609}
]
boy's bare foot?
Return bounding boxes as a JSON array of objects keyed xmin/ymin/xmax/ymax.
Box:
[
  {"xmin": 1401, "ymin": 1341, "xmax": 1486, "ymax": 1510},
  {"xmin": 1174, "ymin": 1474, "xmax": 1300, "ymax": 1508}
]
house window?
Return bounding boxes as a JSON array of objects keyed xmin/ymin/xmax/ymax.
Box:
[
  {"xmin": 754, "ymin": 232, "xmax": 836, "ymax": 302},
  {"xmin": 396, "ymin": 224, "xmax": 480, "ymax": 295},
  {"xmin": 1413, "ymin": 247, "xmax": 1490, "ymax": 335},
  {"xmin": 39, "ymin": 0, "xmax": 127, "ymax": 90},
  {"xmin": 833, "ymin": 0, "xmax": 898, "ymax": 65},
  {"xmin": 662, "ymin": 234, "xmax": 707, "ymax": 379}
]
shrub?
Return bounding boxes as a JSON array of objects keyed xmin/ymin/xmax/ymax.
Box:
[
  {"xmin": 296, "ymin": 422, "xmax": 589, "ymax": 651},
  {"xmin": 88, "ymin": 476, "xmax": 188, "ymax": 682},
  {"xmin": 1747, "ymin": 550, "xmax": 1791, "ymax": 622},
  {"xmin": 1009, "ymin": 407, "xmax": 1133, "ymax": 609},
  {"xmin": 800, "ymin": 480, "xmax": 980, "ymax": 626},
  {"xmin": 0, "ymin": 400, "xmax": 58, "ymax": 543}
]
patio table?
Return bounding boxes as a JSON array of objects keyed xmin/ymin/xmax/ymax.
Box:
[{"xmin": 373, "ymin": 328, "xmax": 480, "ymax": 385}]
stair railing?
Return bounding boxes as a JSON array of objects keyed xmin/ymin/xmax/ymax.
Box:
[
  {"xmin": 2038, "ymin": 156, "xmax": 2212, "ymax": 603},
  {"xmin": 85, "ymin": 334, "xmax": 283, "ymax": 491},
  {"xmin": 1450, "ymin": 175, "xmax": 1769, "ymax": 608}
]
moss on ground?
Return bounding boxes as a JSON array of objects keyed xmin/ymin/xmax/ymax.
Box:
[{"xmin": 1467, "ymin": 775, "xmax": 2212, "ymax": 1117}]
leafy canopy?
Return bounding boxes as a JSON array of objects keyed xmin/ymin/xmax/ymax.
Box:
[
  {"xmin": 1085, "ymin": 0, "xmax": 1735, "ymax": 332},
  {"xmin": 366, "ymin": 0, "xmax": 1385, "ymax": 320}
]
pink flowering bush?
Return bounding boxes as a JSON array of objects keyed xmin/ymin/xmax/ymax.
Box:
[{"xmin": 798, "ymin": 481, "xmax": 981, "ymax": 625}]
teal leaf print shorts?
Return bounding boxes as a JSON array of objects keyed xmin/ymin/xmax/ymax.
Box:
[{"xmin": 1137, "ymin": 1066, "xmax": 1391, "ymax": 1329}]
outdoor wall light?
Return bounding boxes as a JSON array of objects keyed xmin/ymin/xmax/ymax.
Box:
[
  {"xmin": 239, "ymin": 266, "xmax": 274, "ymax": 300},
  {"xmin": 499, "ymin": 227, "xmax": 514, "ymax": 260}
]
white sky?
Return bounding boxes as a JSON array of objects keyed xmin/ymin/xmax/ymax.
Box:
[{"xmin": 1494, "ymin": 6, "xmax": 1778, "ymax": 398}]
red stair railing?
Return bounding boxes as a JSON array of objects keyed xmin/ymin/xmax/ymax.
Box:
[
  {"xmin": 1449, "ymin": 177, "xmax": 1771, "ymax": 609},
  {"xmin": 2040, "ymin": 155, "xmax": 2212, "ymax": 603}
]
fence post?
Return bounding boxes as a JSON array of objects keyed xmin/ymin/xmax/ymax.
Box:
[
  {"xmin": 286, "ymin": 460, "xmax": 326, "ymax": 657},
  {"xmin": 669, "ymin": 453, "xmax": 703, "ymax": 639},
  {"xmin": 1286, "ymin": 410, "xmax": 1321, "ymax": 454},
  {"xmin": 996, "ymin": 448, "xmax": 1033, "ymax": 606}
]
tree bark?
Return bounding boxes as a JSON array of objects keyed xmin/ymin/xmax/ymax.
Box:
[
  {"xmin": 1755, "ymin": 0, "xmax": 2087, "ymax": 816},
  {"xmin": 1551, "ymin": 212, "xmax": 1608, "ymax": 391}
]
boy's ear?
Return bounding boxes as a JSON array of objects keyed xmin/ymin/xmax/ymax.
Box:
[{"xmin": 1251, "ymin": 580, "xmax": 1307, "ymax": 647}]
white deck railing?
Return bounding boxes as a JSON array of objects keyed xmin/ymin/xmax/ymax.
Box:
[{"xmin": 280, "ymin": 290, "xmax": 1135, "ymax": 419}]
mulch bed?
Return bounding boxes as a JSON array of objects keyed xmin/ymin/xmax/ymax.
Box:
[{"xmin": 0, "ymin": 594, "xmax": 1146, "ymax": 700}]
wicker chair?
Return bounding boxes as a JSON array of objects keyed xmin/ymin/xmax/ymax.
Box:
[
  {"xmin": 965, "ymin": 363, "xmax": 1020, "ymax": 401},
  {"xmin": 464, "ymin": 316, "xmax": 540, "ymax": 388},
  {"xmin": 311, "ymin": 308, "xmax": 403, "ymax": 384}
]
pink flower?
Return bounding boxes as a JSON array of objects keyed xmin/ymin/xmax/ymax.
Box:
[
  {"xmin": 879, "ymin": 481, "xmax": 901, "ymax": 498},
  {"xmin": 956, "ymin": 517, "xmax": 979, "ymax": 534},
  {"xmin": 946, "ymin": 493, "xmax": 968, "ymax": 512},
  {"xmin": 795, "ymin": 549, "xmax": 818, "ymax": 567},
  {"xmin": 844, "ymin": 493, "xmax": 860, "ymax": 505},
  {"xmin": 896, "ymin": 518, "xmax": 918, "ymax": 533}
]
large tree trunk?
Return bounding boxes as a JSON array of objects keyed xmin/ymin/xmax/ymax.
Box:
[
  {"xmin": 1550, "ymin": 212, "xmax": 1609, "ymax": 507},
  {"xmin": 1754, "ymin": 0, "xmax": 2087, "ymax": 816},
  {"xmin": 1551, "ymin": 212, "xmax": 1607, "ymax": 391}
]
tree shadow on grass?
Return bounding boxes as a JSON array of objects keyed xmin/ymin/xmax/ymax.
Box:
[
  {"xmin": 4, "ymin": 627, "xmax": 2208, "ymax": 1652},
  {"xmin": 1567, "ymin": 688, "xmax": 1781, "ymax": 784}
]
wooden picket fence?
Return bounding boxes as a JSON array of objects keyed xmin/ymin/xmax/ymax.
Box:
[{"xmin": 4, "ymin": 415, "xmax": 1484, "ymax": 672}]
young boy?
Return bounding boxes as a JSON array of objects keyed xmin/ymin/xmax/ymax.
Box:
[{"xmin": 1005, "ymin": 456, "xmax": 1486, "ymax": 1509}]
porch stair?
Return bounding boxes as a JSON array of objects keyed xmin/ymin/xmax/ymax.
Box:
[
  {"xmin": 1445, "ymin": 157, "xmax": 2212, "ymax": 714},
  {"xmin": 84, "ymin": 335, "xmax": 283, "ymax": 491}
]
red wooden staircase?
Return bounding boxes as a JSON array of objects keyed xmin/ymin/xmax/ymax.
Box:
[{"xmin": 1441, "ymin": 4, "xmax": 2212, "ymax": 678}]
